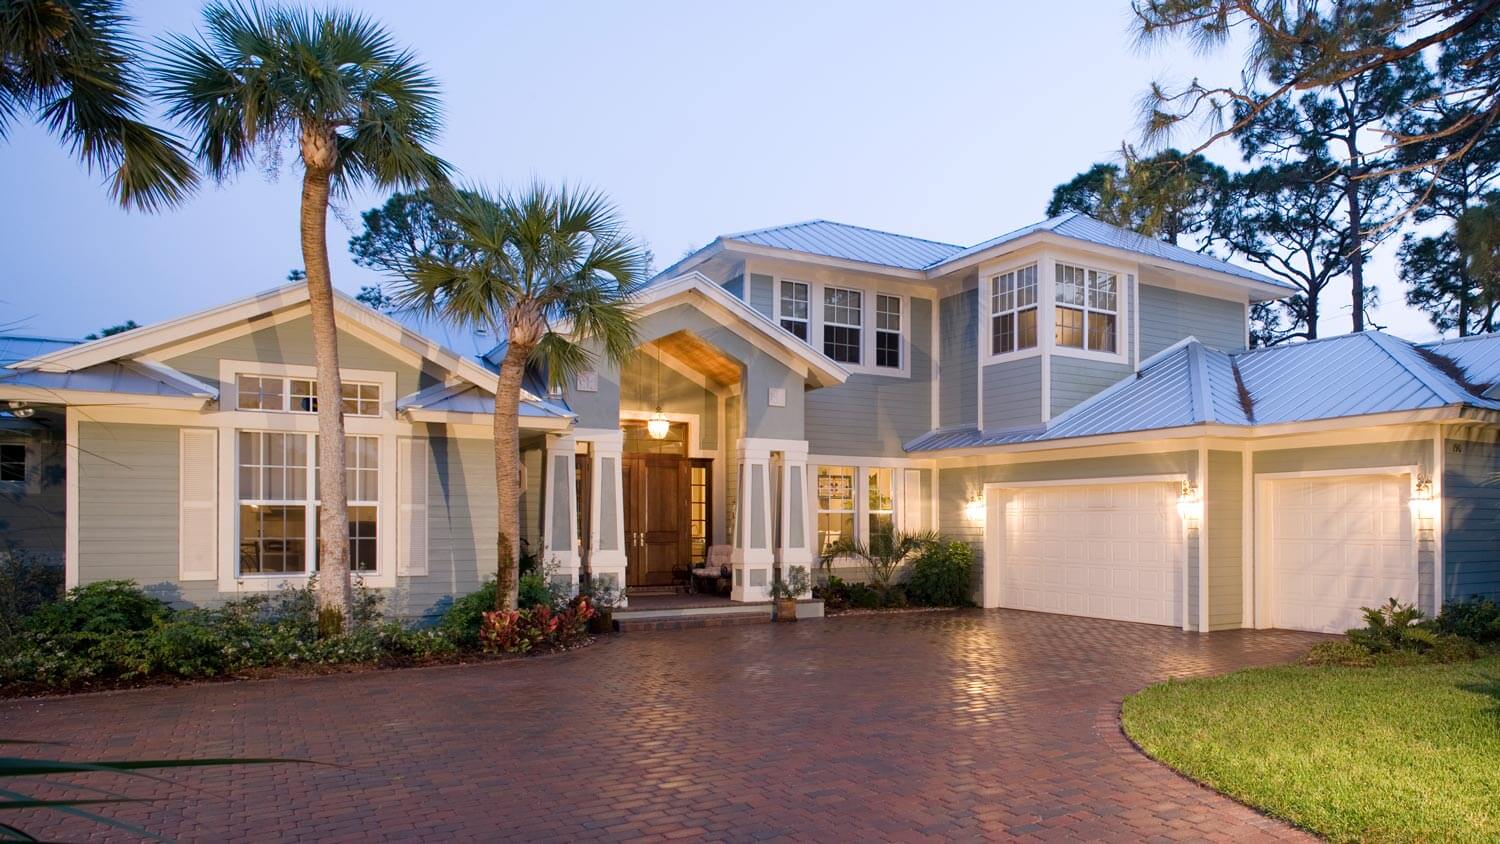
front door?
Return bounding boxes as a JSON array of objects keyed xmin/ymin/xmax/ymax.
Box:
[{"xmin": 623, "ymin": 454, "xmax": 690, "ymax": 587}]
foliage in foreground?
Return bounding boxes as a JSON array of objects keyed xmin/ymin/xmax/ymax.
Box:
[
  {"xmin": 479, "ymin": 597, "xmax": 595, "ymax": 655},
  {"xmin": 1122, "ymin": 655, "xmax": 1500, "ymax": 844},
  {"xmin": 1303, "ymin": 598, "xmax": 1495, "ymax": 667},
  {"xmin": 1, "ymin": 576, "xmax": 596, "ymax": 694},
  {"xmin": 816, "ymin": 539, "xmax": 974, "ymax": 612}
]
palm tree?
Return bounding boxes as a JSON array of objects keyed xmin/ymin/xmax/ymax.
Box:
[
  {"xmin": 392, "ymin": 184, "xmax": 645, "ymax": 610},
  {"xmin": 155, "ymin": 2, "xmax": 448, "ymax": 623},
  {"xmin": 0, "ymin": 0, "xmax": 197, "ymax": 209},
  {"xmin": 820, "ymin": 526, "xmax": 939, "ymax": 591}
]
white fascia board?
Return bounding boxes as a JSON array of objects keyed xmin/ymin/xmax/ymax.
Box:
[
  {"xmin": 0, "ymin": 385, "xmax": 211, "ymax": 411},
  {"xmin": 402, "ymin": 408, "xmax": 572, "ymax": 429},
  {"xmin": 719, "ymin": 241, "xmax": 928, "ymax": 281}
]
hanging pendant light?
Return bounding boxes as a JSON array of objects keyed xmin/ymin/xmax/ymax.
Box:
[{"xmin": 647, "ymin": 344, "xmax": 670, "ymax": 439}]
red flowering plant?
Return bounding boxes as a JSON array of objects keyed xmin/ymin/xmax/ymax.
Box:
[{"xmin": 478, "ymin": 596, "xmax": 596, "ymax": 655}]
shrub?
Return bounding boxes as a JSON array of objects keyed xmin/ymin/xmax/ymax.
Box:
[
  {"xmin": 1304, "ymin": 640, "xmax": 1375, "ymax": 667},
  {"xmin": 1434, "ymin": 597, "xmax": 1500, "ymax": 645},
  {"xmin": 439, "ymin": 580, "xmax": 498, "ymax": 647},
  {"xmin": 479, "ymin": 597, "xmax": 595, "ymax": 655},
  {"xmin": 0, "ymin": 548, "xmax": 64, "ymax": 637},
  {"xmin": 1346, "ymin": 599, "xmax": 1438, "ymax": 655},
  {"xmin": 24, "ymin": 580, "xmax": 169, "ymax": 636},
  {"xmin": 905, "ymin": 541, "xmax": 974, "ymax": 607},
  {"xmin": 517, "ymin": 571, "xmax": 551, "ymax": 610}
]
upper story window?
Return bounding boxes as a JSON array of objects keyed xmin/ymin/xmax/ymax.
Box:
[
  {"xmin": 1054, "ymin": 263, "xmax": 1118, "ymax": 353},
  {"xmin": 991, "ymin": 264, "xmax": 1039, "ymax": 356},
  {"xmin": 779, "ymin": 281, "xmax": 809, "ymax": 340},
  {"xmin": 875, "ymin": 295, "xmax": 901, "ymax": 369},
  {"xmin": 823, "ymin": 287, "xmax": 863, "ymax": 364},
  {"xmin": 235, "ymin": 374, "xmax": 382, "ymax": 417}
]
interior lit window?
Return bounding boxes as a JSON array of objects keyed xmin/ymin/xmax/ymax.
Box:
[
  {"xmin": 238, "ymin": 431, "xmax": 379, "ymax": 575},
  {"xmin": 816, "ymin": 465, "xmax": 855, "ymax": 553},
  {"xmin": 1055, "ymin": 263, "xmax": 1117, "ymax": 353},
  {"xmin": 991, "ymin": 264, "xmax": 1038, "ymax": 355},
  {"xmin": 867, "ymin": 467, "xmax": 895, "ymax": 539}
]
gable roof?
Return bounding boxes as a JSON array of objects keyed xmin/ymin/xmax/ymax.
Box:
[
  {"xmin": 906, "ymin": 331, "xmax": 1500, "ymax": 452},
  {"xmin": 7, "ymin": 283, "xmax": 571, "ymax": 419},
  {"xmin": 0, "ymin": 335, "xmax": 78, "ymax": 367},
  {"xmin": 679, "ymin": 212, "xmax": 1291, "ymax": 296}
]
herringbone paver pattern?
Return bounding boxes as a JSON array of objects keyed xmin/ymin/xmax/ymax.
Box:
[{"xmin": 1, "ymin": 610, "xmax": 1325, "ymax": 842}]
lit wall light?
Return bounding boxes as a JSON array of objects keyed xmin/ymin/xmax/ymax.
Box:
[
  {"xmin": 1411, "ymin": 476, "xmax": 1437, "ymax": 521},
  {"xmin": 964, "ymin": 495, "xmax": 986, "ymax": 522},
  {"xmin": 1176, "ymin": 481, "xmax": 1202, "ymax": 521},
  {"xmin": 646, "ymin": 409, "xmax": 670, "ymax": 440}
]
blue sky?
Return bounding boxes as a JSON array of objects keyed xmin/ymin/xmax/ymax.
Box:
[{"xmin": 1, "ymin": 0, "xmax": 1432, "ymax": 340}]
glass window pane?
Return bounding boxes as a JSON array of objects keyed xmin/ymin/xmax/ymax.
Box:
[
  {"xmin": 1088, "ymin": 270, "xmax": 1117, "ymax": 312},
  {"xmin": 1017, "ymin": 265, "xmax": 1038, "ymax": 306},
  {"xmin": 1056, "ymin": 264, "xmax": 1084, "ymax": 306},
  {"xmin": 992, "ymin": 313, "xmax": 1014, "ymax": 354},
  {"xmin": 290, "ymin": 379, "xmax": 317, "ymax": 413},
  {"xmin": 1018, "ymin": 307, "xmax": 1038, "ymax": 350},
  {"xmin": 239, "ymin": 504, "xmax": 307, "ymax": 574},
  {"xmin": 781, "ymin": 319, "xmax": 808, "ymax": 340},
  {"xmin": 876, "ymin": 294, "xmax": 901, "ymax": 331},
  {"xmin": 868, "ymin": 468, "xmax": 894, "ymax": 512},
  {"xmin": 818, "ymin": 513, "xmax": 854, "ymax": 555},
  {"xmin": 1087, "ymin": 312, "xmax": 1118, "ymax": 353},
  {"xmin": 817, "ymin": 466, "xmax": 854, "ymax": 511},
  {"xmin": 237, "ymin": 375, "xmax": 283, "ymax": 411},
  {"xmin": 875, "ymin": 330, "xmax": 899, "ymax": 368},
  {"xmin": 823, "ymin": 325, "xmax": 861, "ymax": 364},
  {"xmin": 1055, "ymin": 306, "xmax": 1084, "ymax": 348}
]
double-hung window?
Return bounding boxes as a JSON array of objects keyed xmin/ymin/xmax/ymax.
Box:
[
  {"xmin": 991, "ymin": 264, "xmax": 1039, "ymax": 356},
  {"xmin": 867, "ymin": 468, "xmax": 895, "ymax": 539},
  {"xmin": 822, "ymin": 287, "xmax": 863, "ymax": 364},
  {"xmin": 1054, "ymin": 263, "xmax": 1118, "ymax": 353},
  {"xmin": 236, "ymin": 374, "xmax": 381, "ymax": 417},
  {"xmin": 815, "ymin": 465, "xmax": 855, "ymax": 553},
  {"xmin": 779, "ymin": 281, "xmax": 809, "ymax": 341},
  {"xmin": 238, "ymin": 431, "xmax": 379, "ymax": 575},
  {"xmin": 875, "ymin": 295, "xmax": 901, "ymax": 369}
]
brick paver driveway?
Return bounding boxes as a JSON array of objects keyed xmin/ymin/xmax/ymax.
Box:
[{"xmin": 2, "ymin": 610, "xmax": 1326, "ymax": 842}]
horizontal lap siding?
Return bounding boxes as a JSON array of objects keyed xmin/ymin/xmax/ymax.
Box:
[
  {"xmin": 164, "ymin": 316, "xmax": 440, "ymax": 398},
  {"xmin": 939, "ymin": 290, "xmax": 978, "ymax": 427},
  {"xmin": 406, "ymin": 434, "xmax": 498, "ymax": 622},
  {"xmin": 1207, "ymin": 450, "xmax": 1242, "ymax": 630},
  {"xmin": 1139, "ymin": 284, "xmax": 1246, "ymax": 358},
  {"xmin": 981, "ymin": 356, "xmax": 1042, "ymax": 431},
  {"xmin": 749, "ymin": 274, "xmax": 774, "ymax": 318},
  {"xmin": 1051, "ymin": 357, "xmax": 1132, "ymax": 417},
  {"xmin": 1444, "ymin": 435, "xmax": 1500, "ymax": 602},
  {"xmin": 805, "ymin": 298, "xmax": 932, "ymax": 457}
]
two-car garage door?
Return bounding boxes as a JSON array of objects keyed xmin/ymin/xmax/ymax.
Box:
[{"xmin": 985, "ymin": 481, "xmax": 1183, "ymax": 627}]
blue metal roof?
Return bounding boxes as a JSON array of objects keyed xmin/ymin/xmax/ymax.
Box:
[
  {"xmin": 398, "ymin": 379, "xmax": 572, "ymax": 419},
  {"xmin": 0, "ymin": 359, "xmax": 216, "ymax": 400},
  {"xmin": 1423, "ymin": 333, "xmax": 1500, "ymax": 393},
  {"xmin": 0, "ymin": 335, "xmax": 78, "ymax": 367},
  {"xmin": 709, "ymin": 213, "xmax": 1288, "ymax": 290},
  {"xmin": 905, "ymin": 332, "xmax": 1500, "ymax": 452},
  {"xmin": 724, "ymin": 220, "xmax": 963, "ymax": 270}
]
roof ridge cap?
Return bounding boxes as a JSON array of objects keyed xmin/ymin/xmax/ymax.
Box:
[
  {"xmin": 1186, "ymin": 342, "xmax": 1214, "ymax": 423},
  {"xmin": 724, "ymin": 218, "xmax": 964, "ymax": 250}
]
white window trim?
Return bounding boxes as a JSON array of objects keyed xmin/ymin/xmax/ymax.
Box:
[
  {"xmin": 216, "ymin": 361, "xmax": 400, "ymax": 592},
  {"xmin": 810, "ymin": 462, "xmax": 912, "ymax": 555},
  {"xmin": 777, "ymin": 279, "xmax": 810, "ymax": 341},
  {"xmin": 0, "ymin": 438, "xmax": 39, "ymax": 494},
  {"xmin": 1052, "ymin": 260, "xmax": 1127, "ymax": 363},
  {"xmin": 771, "ymin": 277, "xmax": 912, "ymax": 377},
  {"xmin": 813, "ymin": 464, "xmax": 857, "ymax": 555},
  {"xmin": 981, "ymin": 253, "xmax": 1129, "ymax": 366},
  {"xmin": 874, "ymin": 294, "xmax": 903, "ymax": 371}
]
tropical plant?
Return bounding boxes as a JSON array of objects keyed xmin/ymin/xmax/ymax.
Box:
[
  {"xmin": 770, "ymin": 565, "xmax": 809, "ymax": 600},
  {"xmin": 155, "ymin": 2, "xmax": 449, "ymax": 624},
  {"xmin": 0, "ymin": 0, "xmax": 197, "ymax": 210},
  {"xmin": 820, "ymin": 526, "xmax": 939, "ymax": 591},
  {"xmin": 381, "ymin": 184, "xmax": 646, "ymax": 610}
]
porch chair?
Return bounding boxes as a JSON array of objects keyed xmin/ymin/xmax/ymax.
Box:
[{"xmin": 691, "ymin": 545, "xmax": 733, "ymax": 595}]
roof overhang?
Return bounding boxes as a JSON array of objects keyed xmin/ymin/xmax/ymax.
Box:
[
  {"xmin": 636, "ymin": 272, "xmax": 851, "ymax": 388},
  {"xmin": 719, "ymin": 239, "xmax": 928, "ymax": 280},
  {"xmin": 0, "ymin": 383, "xmax": 212, "ymax": 411}
]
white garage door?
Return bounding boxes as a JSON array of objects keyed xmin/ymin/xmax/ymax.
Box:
[
  {"xmin": 1268, "ymin": 474, "xmax": 1416, "ymax": 634},
  {"xmin": 991, "ymin": 482, "xmax": 1183, "ymax": 627}
]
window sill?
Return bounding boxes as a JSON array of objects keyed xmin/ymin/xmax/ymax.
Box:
[
  {"xmin": 983, "ymin": 348, "xmax": 1042, "ymax": 367},
  {"xmin": 1051, "ymin": 346, "xmax": 1129, "ymax": 366}
]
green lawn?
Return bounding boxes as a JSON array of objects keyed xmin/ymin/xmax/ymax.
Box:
[{"xmin": 1121, "ymin": 655, "xmax": 1500, "ymax": 843}]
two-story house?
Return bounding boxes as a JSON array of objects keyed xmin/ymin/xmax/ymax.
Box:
[{"xmin": 4, "ymin": 212, "xmax": 1498, "ymax": 633}]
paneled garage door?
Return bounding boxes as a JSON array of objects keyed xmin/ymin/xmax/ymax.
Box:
[
  {"xmin": 991, "ymin": 482, "xmax": 1183, "ymax": 627},
  {"xmin": 1267, "ymin": 474, "xmax": 1416, "ymax": 634}
]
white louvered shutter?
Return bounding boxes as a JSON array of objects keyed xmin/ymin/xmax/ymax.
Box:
[
  {"xmin": 902, "ymin": 469, "xmax": 923, "ymax": 533},
  {"xmin": 178, "ymin": 428, "xmax": 218, "ymax": 580},
  {"xmin": 398, "ymin": 438, "xmax": 429, "ymax": 576}
]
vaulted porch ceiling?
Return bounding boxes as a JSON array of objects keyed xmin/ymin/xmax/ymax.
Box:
[{"xmin": 646, "ymin": 331, "xmax": 742, "ymax": 389}]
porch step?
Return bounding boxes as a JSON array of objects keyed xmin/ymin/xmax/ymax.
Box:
[{"xmin": 611, "ymin": 599, "xmax": 824, "ymax": 632}]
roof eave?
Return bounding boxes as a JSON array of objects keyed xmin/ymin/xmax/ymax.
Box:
[{"xmin": 719, "ymin": 240, "xmax": 928, "ymax": 280}]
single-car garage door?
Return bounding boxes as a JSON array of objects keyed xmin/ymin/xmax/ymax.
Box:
[
  {"xmin": 1265, "ymin": 473, "xmax": 1416, "ymax": 634},
  {"xmin": 986, "ymin": 481, "xmax": 1183, "ymax": 627}
]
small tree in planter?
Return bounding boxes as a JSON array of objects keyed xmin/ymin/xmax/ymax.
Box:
[
  {"xmin": 771, "ymin": 566, "xmax": 810, "ymax": 622},
  {"xmin": 583, "ymin": 574, "xmax": 625, "ymax": 634},
  {"xmin": 820, "ymin": 526, "xmax": 939, "ymax": 595}
]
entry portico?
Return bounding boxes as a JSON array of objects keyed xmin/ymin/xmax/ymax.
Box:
[{"xmin": 549, "ymin": 272, "xmax": 847, "ymax": 603}]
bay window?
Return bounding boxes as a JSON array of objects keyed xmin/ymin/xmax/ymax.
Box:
[
  {"xmin": 991, "ymin": 264, "xmax": 1039, "ymax": 355},
  {"xmin": 238, "ymin": 431, "xmax": 380, "ymax": 575},
  {"xmin": 875, "ymin": 295, "xmax": 901, "ymax": 369},
  {"xmin": 815, "ymin": 465, "xmax": 855, "ymax": 553},
  {"xmin": 1054, "ymin": 263, "xmax": 1118, "ymax": 353},
  {"xmin": 779, "ymin": 281, "xmax": 809, "ymax": 340},
  {"xmin": 822, "ymin": 287, "xmax": 862, "ymax": 364}
]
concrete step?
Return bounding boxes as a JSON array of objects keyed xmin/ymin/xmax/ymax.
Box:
[
  {"xmin": 611, "ymin": 599, "xmax": 824, "ymax": 632},
  {"xmin": 615, "ymin": 612, "xmax": 773, "ymax": 632}
]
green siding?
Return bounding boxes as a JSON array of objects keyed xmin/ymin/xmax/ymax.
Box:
[
  {"xmin": 1206, "ymin": 450, "xmax": 1243, "ymax": 631},
  {"xmin": 164, "ymin": 315, "xmax": 445, "ymax": 399},
  {"xmin": 1444, "ymin": 433, "xmax": 1500, "ymax": 602},
  {"xmin": 1051, "ymin": 356, "xmax": 1132, "ymax": 417},
  {"xmin": 939, "ymin": 289, "xmax": 978, "ymax": 427},
  {"xmin": 1139, "ymin": 284, "xmax": 1246, "ymax": 358},
  {"xmin": 981, "ymin": 356, "xmax": 1042, "ymax": 430},
  {"xmin": 0, "ymin": 409, "xmax": 66, "ymax": 564}
]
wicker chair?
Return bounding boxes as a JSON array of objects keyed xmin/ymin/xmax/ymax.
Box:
[{"xmin": 691, "ymin": 545, "xmax": 733, "ymax": 595}]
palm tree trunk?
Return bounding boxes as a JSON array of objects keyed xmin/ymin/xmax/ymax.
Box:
[
  {"xmin": 300, "ymin": 160, "xmax": 353, "ymax": 624},
  {"xmin": 493, "ymin": 341, "xmax": 531, "ymax": 611}
]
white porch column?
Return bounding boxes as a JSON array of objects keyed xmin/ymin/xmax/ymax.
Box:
[
  {"xmin": 731, "ymin": 440, "xmax": 775, "ymax": 601},
  {"xmin": 776, "ymin": 440, "xmax": 814, "ymax": 590},
  {"xmin": 541, "ymin": 432, "xmax": 580, "ymax": 595},
  {"xmin": 578, "ymin": 428, "xmax": 627, "ymax": 606}
]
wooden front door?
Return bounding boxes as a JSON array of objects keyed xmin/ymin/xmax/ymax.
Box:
[{"xmin": 623, "ymin": 454, "xmax": 690, "ymax": 587}]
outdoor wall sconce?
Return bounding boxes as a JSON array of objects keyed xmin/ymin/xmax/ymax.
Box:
[
  {"xmin": 1176, "ymin": 481, "xmax": 1202, "ymax": 521},
  {"xmin": 964, "ymin": 495, "xmax": 985, "ymax": 522},
  {"xmin": 1411, "ymin": 476, "xmax": 1437, "ymax": 520}
]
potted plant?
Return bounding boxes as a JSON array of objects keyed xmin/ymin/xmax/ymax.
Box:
[
  {"xmin": 583, "ymin": 575, "xmax": 624, "ymax": 634},
  {"xmin": 771, "ymin": 566, "xmax": 810, "ymax": 622}
]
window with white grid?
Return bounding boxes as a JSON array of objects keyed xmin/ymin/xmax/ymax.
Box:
[
  {"xmin": 779, "ymin": 281, "xmax": 809, "ymax": 341},
  {"xmin": 1054, "ymin": 262, "xmax": 1118, "ymax": 353},
  {"xmin": 875, "ymin": 295, "xmax": 901, "ymax": 369},
  {"xmin": 822, "ymin": 287, "xmax": 862, "ymax": 364},
  {"xmin": 991, "ymin": 264, "xmax": 1039, "ymax": 356}
]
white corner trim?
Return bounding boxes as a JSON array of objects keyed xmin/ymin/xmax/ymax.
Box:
[
  {"xmin": 64, "ymin": 408, "xmax": 79, "ymax": 590},
  {"xmin": 1432, "ymin": 426, "xmax": 1445, "ymax": 612}
]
